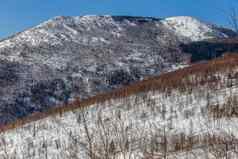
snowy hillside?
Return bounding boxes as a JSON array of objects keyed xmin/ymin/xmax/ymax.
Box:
[
  {"xmin": 0, "ymin": 16, "xmax": 229, "ymax": 50},
  {"xmin": 0, "ymin": 54, "xmax": 238, "ymax": 159},
  {"xmin": 0, "ymin": 15, "xmax": 235, "ymax": 125},
  {"xmin": 161, "ymin": 16, "xmax": 228, "ymax": 41}
]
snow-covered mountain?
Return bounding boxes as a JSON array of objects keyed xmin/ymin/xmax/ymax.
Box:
[
  {"xmin": 0, "ymin": 16, "xmax": 230, "ymax": 50},
  {"xmin": 0, "ymin": 15, "xmax": 235, "ymax": 124},
  {"xmin": 1, "ymin": 54, "xmax": 238, "ymax": 159},
  {"xmin": 161, "ymin": 16, "xmax": 228, "ymax": 41}
]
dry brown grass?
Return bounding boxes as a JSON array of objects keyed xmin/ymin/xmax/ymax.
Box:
[{"xmin": 0, "ymin": 53, "xmax": 238, "ymax": 133}]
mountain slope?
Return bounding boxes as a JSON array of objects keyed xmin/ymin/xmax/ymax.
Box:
[
  {"xmin": 180, "ymin": 38, "xmax": 238, "ymax": 62},
  {"xmin": 0, "ymin": 54, "xmax": 238, "ymax": 159},
  {"xmin": 161, "ymin": 16, "xmax": 228, "ymax": 41},
  {"xmin": 0, "ymin": 15, "xmax": 235, "ymax": 124}
]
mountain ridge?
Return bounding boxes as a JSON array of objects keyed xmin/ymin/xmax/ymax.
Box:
[
  {"xmin": 0, "ymin": 15, "xmax": 232, "ymax": 44},
  {"xmin": 0, "ymin": 15, "xmax": 236, "ymax": 125}
]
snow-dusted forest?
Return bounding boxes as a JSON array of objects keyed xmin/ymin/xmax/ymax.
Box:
[{"xmin": 0, "ymin": 55, "xmax": 238, "ymax": 159}]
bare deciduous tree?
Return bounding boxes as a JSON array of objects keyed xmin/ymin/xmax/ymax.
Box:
[{"xmin": 228, "ymin": 7, "xmax": 238, "ymax": 33}]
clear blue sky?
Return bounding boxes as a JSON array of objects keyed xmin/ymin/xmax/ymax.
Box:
[{"xmin": 0, "ymin": 0, "xmax": 238, "ymax": 39}]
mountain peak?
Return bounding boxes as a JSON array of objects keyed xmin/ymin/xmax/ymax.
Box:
[
  {"xmin": 165, "ymin": 16, "xmax": 199, "ymax": 21},
  {"xmin": 32, "ymin": 15, "xmax": 231, "ymax": 43},
  {"xmin": 162, "ymin": 16, "xmax": 227, "ymax": 41}
]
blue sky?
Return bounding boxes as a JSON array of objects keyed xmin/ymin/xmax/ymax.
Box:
[{"xmin": 0, "ymin": 0, "xmax": 238, "ymax": 38}]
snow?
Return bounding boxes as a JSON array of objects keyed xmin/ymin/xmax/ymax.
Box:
[
  {"xmin": 0, "ymin": 15, "xmax": 235, "ymax": 158},
  {"xmin": 0, "ymin": 69, "xmax": 238, "ymax": 158},
  {"xmin": 0, "ymin": 15, "xmax": 231, "ymax": 70},
  {"xmin": 161, "ymin": 16, "xmax": 227, "ymax": 41},
  {"xmin": 0, "ymin": 15, "xmax": 229, "ymax": 53}
]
